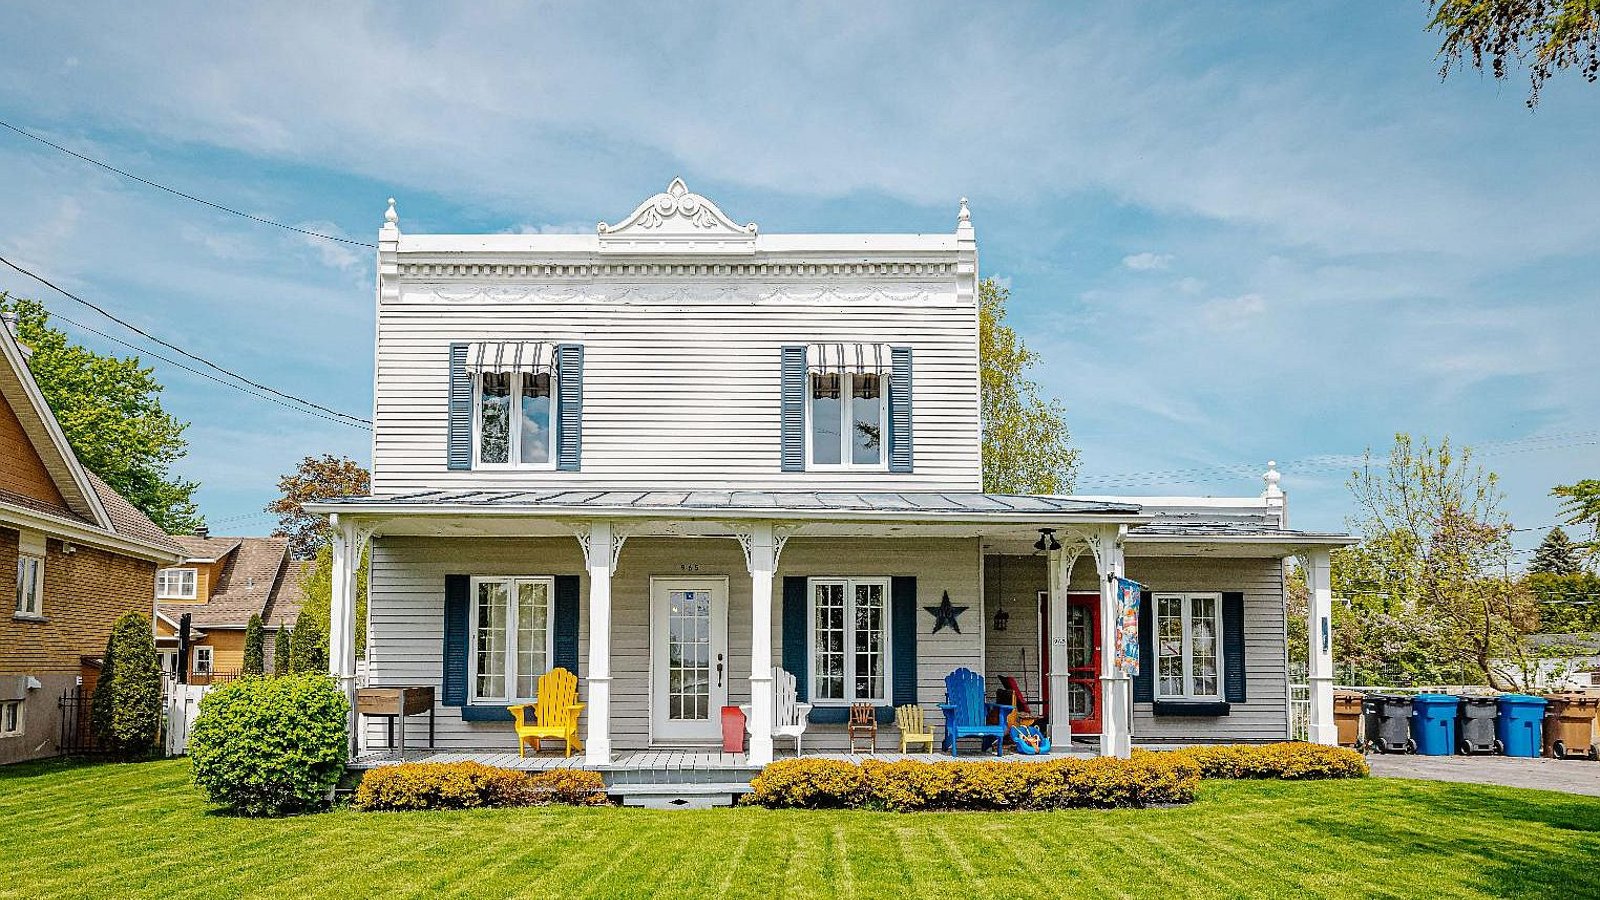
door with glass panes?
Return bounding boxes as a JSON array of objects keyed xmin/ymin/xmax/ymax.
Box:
[{"xmin": 649, "ymin": 577, "xmax": 729, "ymax": 743}]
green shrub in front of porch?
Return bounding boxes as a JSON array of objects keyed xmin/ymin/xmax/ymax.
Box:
[
  {"xmin": 188, "ymin": 674, "xmax": 349, "ymax": 817},
  {"xmin": 1163, "ymin": 742, "xmax": 1370, "ymax": 780},
  {"xmin": 354, "ymin": 762, "xmax": 609, "ymax": 811},
  {"xmin": 746, "ymin": 754, "xmax": 1201, "ymax": 811}
]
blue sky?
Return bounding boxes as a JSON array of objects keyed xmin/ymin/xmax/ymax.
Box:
[{"xmin": 0, "ymin": 2, "xmax": 1596, "ymax": 549}]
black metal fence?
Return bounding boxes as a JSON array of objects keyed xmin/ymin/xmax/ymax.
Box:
[{"xmin": 57, "ymin": 685, "xmax": 101, "ymax": 755}]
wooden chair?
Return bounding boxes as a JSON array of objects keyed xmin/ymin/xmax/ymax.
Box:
[
  {"xmin": 847, "ymin": 702, "xmax": 878, "ymax": 753},
  {"xmin": 938, "ymin": 667, "xmax": 1010, "ymax": 757},
  {"xmin": 507, "ymin": 667, "xmax": 585, "ymax": 758},
  {"xmin": 895, "ymin": 704, "xmax": 936, "ymax": 753},
  {"xmin": 741, "ymin": 666, "xmax": 812, "ymax": 755}
]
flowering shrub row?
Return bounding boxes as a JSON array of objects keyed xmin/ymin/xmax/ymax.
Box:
[
  {"xmin": 746, "ymin": 755, "xmax": 1201, "ymax": 811},
  {"xmin": 353, "ymin": 761, "xmax": 608, "ymax": 811},
  {"xmin": 1162, "ymin": 742, "xmax": 1369, "ymax": 780}
]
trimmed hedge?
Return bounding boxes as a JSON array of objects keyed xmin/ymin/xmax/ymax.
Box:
[
  {"xmin": 188, "ymin": 674, "xmax": 349, "ymax": 817},
  {"xmin": 748, "ymin": 755, "xmax": 1200, "ymax": 811},
  {"xmin": 354, "ymin": 762, "xmax": 609, "ymax": 811},
  {"xmin": 746, "ymin": 743, "xmax": 1367, "ymax": 811}
]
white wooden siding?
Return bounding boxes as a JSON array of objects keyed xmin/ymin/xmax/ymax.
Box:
[
  {"xmin": 371, "ymin": 283, "xmax": 981, "ymax": 494},
  {"xmin": 983, "ymin": 554, "xmax": 1290, "ymax": 743},
  {"xmin": 366, "ymin": 534, "xmax": 983, "ymax": 752}
]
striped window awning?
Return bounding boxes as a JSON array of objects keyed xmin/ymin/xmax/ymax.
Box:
[
  {"xmin": 806, "ymin": 342, "xmax": 892, "ymax": 376},
  {"xmin": 464, "ymin": 341, "xmax": 556, "ymax": 375}
]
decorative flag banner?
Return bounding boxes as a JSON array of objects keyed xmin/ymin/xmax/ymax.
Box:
[{"xmin": 1114, "ymin": 577, "xmax": 1142, "ymax": 675}]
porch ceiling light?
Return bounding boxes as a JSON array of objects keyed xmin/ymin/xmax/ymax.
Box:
[{"xmin": 1033, "ymin": 528, "xmax": 1061, "ymax": 553}]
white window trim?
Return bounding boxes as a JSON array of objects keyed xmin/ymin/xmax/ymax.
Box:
[
  {"xmin": 15, "ymin": 554, "xmax": 44, "ymax": 618},
  {"xmin": 1, "ymin": 700, "xmax": 22, "ymax": 737},
  {"xmin": 805, "ymin": 372, "xmax": 889, "ymax": 472},
  {"xmin": 157, "ymin": 567, "xmax": 198, "ymax": 600},
  {"xmin": 805, "ymin": 576, "xmax": 892, "ymax": 706},
  {"xmin": 1153, "ymin": 592, "xmax": 1224, "ymax": 702},
  {"xmin": 467, "ymin": 575, "xmax": 557, "ymax": 705},
  {"xmin": 472, "ymin": 370, "xmax": 558, "ymax": 471},
  {"xmin": 192, "ymin": 645, "xmax": 214, "ymax": 675}
]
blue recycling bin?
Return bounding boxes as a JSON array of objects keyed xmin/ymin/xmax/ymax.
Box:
[
  {"xmin": 1411, "ymin": 694, "xmax": 1460, "ymax": 756},
  {"xmin": 1495, "ymin": 694, "xmax": 1548, "ymax": 757}
]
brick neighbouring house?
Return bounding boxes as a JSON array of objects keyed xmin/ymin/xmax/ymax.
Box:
[
  {"xmin": 0, "ymin": 311, "xmax": 183, "ymax": 764},
  {"xmin": 154, "ymin": 534, "xmax": 307, "ymax": 681}
]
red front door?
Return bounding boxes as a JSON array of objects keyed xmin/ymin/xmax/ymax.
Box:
[{"xmin": 1065, "ymin": 593, "xmax": 1102, "ymax": 735}]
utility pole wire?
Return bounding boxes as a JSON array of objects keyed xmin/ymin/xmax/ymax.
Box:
[
  {"xmin": 0, "ymin": 118, "xmax": 376, "ymax": 249},
  {"xmin": 0, "ymin": 255, "xmax": 371, "ymax": 428}
]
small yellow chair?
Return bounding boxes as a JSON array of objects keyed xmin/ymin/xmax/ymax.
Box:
[
  {"xmin": 896, "ymin": 704, "xmax": 936, "ymax": 754},
  {"xmin": 508, "ymin": 667, "xmax": 585, "ymax": 758}
]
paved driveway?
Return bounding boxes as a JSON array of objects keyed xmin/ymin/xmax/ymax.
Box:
[{"xmin": 1367, "ymin": 753, "xmax": 1600, "ymax": 796}]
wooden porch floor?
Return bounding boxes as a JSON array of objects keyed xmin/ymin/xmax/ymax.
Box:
[{"xmin": 349, "ymin": 745, "xmax": 1098, "ymax": 772}]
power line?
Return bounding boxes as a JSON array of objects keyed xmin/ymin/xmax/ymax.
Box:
[
  {"xmin": 0, "ymin": 254, "xmax": 371, "ymax": 427},
  {"xmin": 0, "ymin": 117, "xmax": 375, "ymax": 249}
]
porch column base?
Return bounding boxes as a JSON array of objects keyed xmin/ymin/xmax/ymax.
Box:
[
  {"xmin": 585, "ymin": 676, "xmax": 613, "ymax": 764},
  {"xmin": 1307, "ymin": 675, "xmax": 1337, "ymax": 746},
  {"xmin": 748, "ymin": 674, "xmax": 774, "ymax": 766}
]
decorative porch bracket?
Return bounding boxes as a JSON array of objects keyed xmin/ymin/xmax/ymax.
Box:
[
  {"xmin": 329, "ymin": 515, "xmax": 379, "ymax": 757},
  {"xmin": 1300, "ymin": 547, "xmax": 1337, "ymax": 745},
  {"xmin": 731, "ymin": 521, "xmax": 793, "ymax": 766}
]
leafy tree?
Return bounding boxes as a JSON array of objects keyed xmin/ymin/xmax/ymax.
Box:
[
  {"xmin": 266, "ymin": 454, "xmax": 370, "ymax": 558},
  {"xmin": 298, "ymin": 541, "xmax": 369, "ymax": 661},
  {"xmin": 290, "ymin": 608, "xmax": 328, "ymax": 674},
  {"xmin": 1530, "ymin": 526, "xmax": 1585, "ymax": 575},
  {"xmin": 242, "ymin": 614, "xmax": 265, "ymax": 675},
  {"xmin": 979, "ymin": 278, "xmax": 1078, "ymax": 493},
  {"xmin": 1553, "ymin": 479, "xmax": 1600, "ymax": 549},
  {"xmin": 1429, "ymin": 1, "xmax": 1600, "ymax": 107},
  {"xmin": 273, "ymin": 626, "xmax": 291, "ymax": 676},
  {"xmin": 1334, "ymin": 434, "xmax": 1542, "ymax": 688},
  {"xmin": 0, "ymin": 294, "xmax": 202, "ymax": 532},
  {"xmin": 1526, "ymin": 571, "xmax": 1600, "ymax": 631},
  {"xmin": 90, "ymin": 612, "xmax": 162, "ymax": 757}
]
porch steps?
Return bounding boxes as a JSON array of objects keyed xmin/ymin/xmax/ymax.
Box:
[{"xmin": 607, "ymin": 781, "xmax": 752, "ymax": 809}]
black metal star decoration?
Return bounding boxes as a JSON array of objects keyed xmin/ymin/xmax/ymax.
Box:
[{"xmin": 925, "ymin": 591, "xmax": 968, "ymax": 634}]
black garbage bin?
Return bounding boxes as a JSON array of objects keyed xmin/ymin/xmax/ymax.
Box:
[
  {"xmin": 1456, "ymin": 696, "xmax": 1498, "ymax": 754},
  {"xmin": 1362, "ymin": 693, "xmax": 1415, "ymax": 753}
]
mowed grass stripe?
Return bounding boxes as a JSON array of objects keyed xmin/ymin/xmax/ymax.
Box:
[{"xmin": 1, "ymin": 759, "xmax": 1598, "ymax": 900}]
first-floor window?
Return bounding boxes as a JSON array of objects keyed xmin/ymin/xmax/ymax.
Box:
[
  {"xmin": 157, "ymin": 567, "xmax": 197, "ymax": 600},
  {"xmin": 809, "ymin": 577, "xmax": 889, "ymax": 703},
  {"xmin": 15, "ymin": 554, "xmax": 43, "ymax": 616},
  {"xmin": 1, "ymin": 700, "xmax": 20, "ymax": 736},
  {"xmin": 192, "ymin": 645, "xmax": 213, "ymax": 676},
  {"xmin": 471, "ymin": 576, "xmax": 554, "ymax": 703},
  {"xmin": 1155, "ymin": 593, "xmax": 1222, "ymax": 700}
]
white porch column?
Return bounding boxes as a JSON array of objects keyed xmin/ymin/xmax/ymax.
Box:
[
  {"xmin": 1093, "ymin": 526, "xmax": 1131, "ymax": 759},
  {"xmin": 1046, "ymin": 546, "xmax": 1073, "ymax": 750},
  {"xmin": 1304, "ymin": 548, "xmax": 1337, "ymax": 746},
  {"xmin": 745, "ymin": 522, "xmax": 776, "ymax": 766},
  {"xmin": 327, "ymin": 515, "xmax": 359, "ymax": 755},
  {"xmin": 584, "ymin": 520, "xmax": 615, "ymax": 765}
]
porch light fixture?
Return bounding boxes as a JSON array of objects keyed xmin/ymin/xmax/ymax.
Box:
[
  {"xmin": 1033, "ymin": 528, "xmax": 1061, "ymax": 553},
  {"xmin": 993, "ymin": 600, "xmax": 1010, "ymax": 632}
]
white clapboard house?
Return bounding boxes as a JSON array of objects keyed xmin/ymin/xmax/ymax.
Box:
[{"xmin": 311, "ymin": 180, "xmax": 1355, "ymax": 779}]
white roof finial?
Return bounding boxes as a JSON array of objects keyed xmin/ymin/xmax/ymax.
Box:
[
  {"xmin": 1263, "ymin": 460, "xmax": 1283, "ymax": 501},
  {"xmin": 958, "ymin": 197, "xmax": 971, "ymax": 224},
  {"xmin": 384, "ymin": 197, "xmax": 398, "ymax": 225}
]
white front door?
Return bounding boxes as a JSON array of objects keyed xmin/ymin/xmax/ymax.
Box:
[{"xmin": 650, "ymin": 577, "xmax": 729, "ymax": 743}]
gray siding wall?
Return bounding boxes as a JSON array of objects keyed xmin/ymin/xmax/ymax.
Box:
[
  {"xmin": 982, "ymin": 553, "xmax": 1290, "ymax": 744},
  {"xmin": 366, "ymin": 535, "xmax": 983, "ymax": 752}
]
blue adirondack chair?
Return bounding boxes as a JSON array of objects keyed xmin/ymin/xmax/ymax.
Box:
[{"xmin": 938, "ymin": 667, "xmax": 1011, "ymax": 757}]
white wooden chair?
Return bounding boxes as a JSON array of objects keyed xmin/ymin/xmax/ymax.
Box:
[{"xmin": 742, "ymin": 666, "xmax": 812, "ymax": 755}]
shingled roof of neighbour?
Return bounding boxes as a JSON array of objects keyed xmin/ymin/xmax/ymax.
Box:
[
  {"xmin": 172, "ymin": 534, "xmax": 245, "ymax": 561},
  {"xmin": 263, "ymin": 558, "xmax": 310, "ymax": 628},
  {"xmin": 85, "ymin": 471, "xmax": 184, "ymax": 553},
  {"xmin": 159, "ymin": 536, "xmax": 301, "ymax": 629}
]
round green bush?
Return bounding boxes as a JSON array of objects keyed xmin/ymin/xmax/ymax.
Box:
[{"xmin": 188, "ymin": 674, "xmax": 349, "ymax": 816}]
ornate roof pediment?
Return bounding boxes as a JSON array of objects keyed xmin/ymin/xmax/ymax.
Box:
[{"xmin": 598, "ymin": 178, "xmax": 758, "ymax": 254}]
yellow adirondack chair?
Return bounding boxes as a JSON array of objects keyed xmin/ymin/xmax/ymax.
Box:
[
  {"xmin": 507, "ymin": 667, "xmax": 585, "ymax": 758},
  {"xmin": 896, "ymin": 704, "xmax": 936, "ymax": 754}
]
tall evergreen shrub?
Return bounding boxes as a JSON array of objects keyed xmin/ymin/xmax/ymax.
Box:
[
  {"xmin": 273, "ymin": 627, "xmax": 291, "ymax": 675},
  {"xmin": 242, "ymin": 614, "xmax": 265, "ymax": 675},
  {"xmin": 290, "ymin": 612, "xmax": 327, "ymax": 674},
  {"xmin": 90, "ymin": 612, "xmax": 162, "ymax": 757}
]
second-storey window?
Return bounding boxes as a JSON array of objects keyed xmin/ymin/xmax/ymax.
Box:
[
  {"xmin": 809, "ymin": 577, "xmax": 890, "ymax": 703},
  {"xmin": 470, "ymin": 576, "xmax": 554, "ymax": 703},
  {"xmin": 810, "ymin": 372, "xmax": 885, "ymax": 468},
  {"xmin": 15, "ymin": 555, "xmax": 43, "ymax": 617},
  {"xmin": 1155, "ymin": 593, "xmax": 1223, "ymax": 701},
  {"xmin": 157, "ymin": 567, "xmax": 198, "ymax": 600},
  {"xmin": 476, "ymin": 371, "xmax": 554, "ymax": 468}
]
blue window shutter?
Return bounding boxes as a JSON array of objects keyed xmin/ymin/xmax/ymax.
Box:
[
  {"xmin": 442, "ymin": 575, "xmax": 469, "ymax": 706},
  {"xmin": 779, "ymin": 345, "xmax": 806, "ymax": 472},
  {"xmin": 781, "ymin": 576, "xmax": 808, "ymax": 701},
  {"xmin": 1222, "ymin": 592, "xmax": 1247, "ymax": 703},
  {"xmin": 556, "ymin": 344, "xmax": 584, "ymax": 472},
  {"xmin": 890, "ymin": 576, "xmax": 918, "ymax": 705},
  {"xmin": 554, "ymin": 575, "xmax": 580, "ymax": 673},
  {"xmin": 1133, "ymin": 590, "xmax": 1154, "ymax": 703},
  {"xmin": 446, "ymin": 343, "xmax": 472, "ymax": 471},
  {"xmin": 888, "ymin": 346, "xmax": 913, "ymax": 473}
]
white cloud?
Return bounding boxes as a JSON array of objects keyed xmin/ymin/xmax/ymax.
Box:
[
  {"xmin": 1122, "ymin": 252, "xmax": 1172, "ymax": 271},
  {"xmin": 1200, "ymin": 293, "xmax": 1267, "ymax": 331}
]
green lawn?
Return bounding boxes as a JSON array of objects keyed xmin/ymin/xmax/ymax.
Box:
[{"xmin": 1, "ymin": 759, "xmax": 1597, "ymax": 899}]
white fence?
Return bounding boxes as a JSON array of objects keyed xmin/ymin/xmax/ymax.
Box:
[
  {"xmin": 163, "ymin": 679, "xmax": 212, "ymax": 756},
  {"xmin": 1289, "ymin": 683, "xmax": 1309, "ymax": 742}
]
